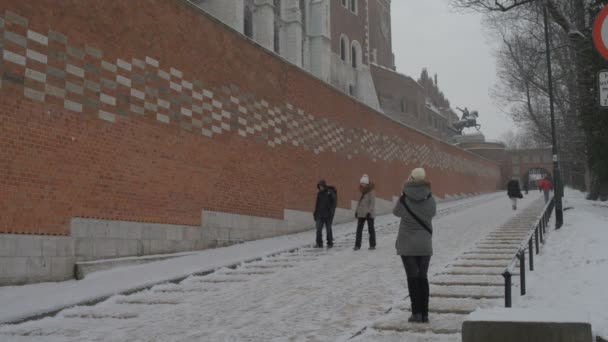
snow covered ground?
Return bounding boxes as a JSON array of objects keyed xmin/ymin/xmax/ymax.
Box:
[
  {"xmin": 512, "ymin": 189, "xmax": 608, "ymax": 339},
  {"xmin": 0, "ymin": 192, "xmax": 541, "ymax": 341}
]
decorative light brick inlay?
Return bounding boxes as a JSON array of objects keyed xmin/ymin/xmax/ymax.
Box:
[{"xmin": 0, "ymin": 11, "xmax": 498, "ymax": 178}]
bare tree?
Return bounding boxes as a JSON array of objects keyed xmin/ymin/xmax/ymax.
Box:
[
  {"xmin": 452, "ymin": 0, "xmax": 608, "ymax": 197},
  {"xmin": 499, "ymin": 128, "xmax": 545, "ymax": 148}
]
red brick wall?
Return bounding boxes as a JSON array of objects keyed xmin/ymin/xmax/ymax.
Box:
[{"xmin": 0, "ymin": 0, "xmax": 500, "ymax": 236}]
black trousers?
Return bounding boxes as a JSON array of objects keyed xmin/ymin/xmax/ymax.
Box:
[
  {"xmin": 315, "ymin": 218, "xmax": 333, "ymax": 246},
  {"xmin": 355, "ymin": 217, "xmax": 376, "ymax": 248},
  {"xmin": 401, "ymin": 256, "xmax": 431, "ymax": 316}
]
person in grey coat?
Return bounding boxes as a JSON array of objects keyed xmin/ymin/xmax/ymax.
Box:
[
  {"xmin": 354, "ymin": 174, "xmax": 376, "ymax": 250},
  {"xmin": 393, "ymin": 167, "xmax": 436, "ymax": 323}
]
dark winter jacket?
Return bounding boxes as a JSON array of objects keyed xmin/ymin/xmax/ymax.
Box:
[
  {"xmin": 394, "ymin": 180, "xmax": 436, "ymax": 256},
  {"xmin": 507, "ymin": 180, "xmax": 523, "ymax": 198},
  {"xmin": 355, "ymin": 183, "xmax": 376, "ymax": 218},
  {"xmin": 314, "ymin": 180, "xmax": 337, "ymax": 221}
]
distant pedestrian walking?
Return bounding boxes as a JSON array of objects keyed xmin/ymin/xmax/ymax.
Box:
[
  {"xmin": 313, "ymin": 180, "xmax": 337, "ymax": 248},
  {"xmin": 354, "ymin": 174, "xmax": 376, "ymax": 250},
  {"xmin": 393, "ymin": 168, "xmax": 436, "ymax": 324},
  {"xmin": 507, "ymin": 179, "xmax": 523, "ymax": 210},
  {"xmin": 538, "ymin": 177, "xmax": 553, "ymax": 204}
]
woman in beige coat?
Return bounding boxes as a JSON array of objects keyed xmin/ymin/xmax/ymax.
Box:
[{"xmin": 354, "ymin": 174, "xmax": 376, "ymax": 250}]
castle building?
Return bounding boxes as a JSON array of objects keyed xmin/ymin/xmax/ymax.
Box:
[{"xmin": 194, "ymin": 0, "xmax": 458, "ymax": 141}]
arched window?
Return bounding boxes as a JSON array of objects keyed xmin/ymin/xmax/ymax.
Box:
[
  {"xmin": 340, "ymin": 35, "xmax": 349, "ymax": 62},
  {"xmin": 350, "ymin": 40, "xmax": 361, "ymax": 68},
  {"xmin": 350, "ymin": 0, "xmax": 357, "ymax": 14},
  {"xmin": 401, "ymin": 98, "xmax": 408, "ymax": 113}
]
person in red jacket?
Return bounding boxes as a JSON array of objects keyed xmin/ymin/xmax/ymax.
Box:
[{"xmin": 538, "ymin": 177, "xmax": 553, "ymax": 203}]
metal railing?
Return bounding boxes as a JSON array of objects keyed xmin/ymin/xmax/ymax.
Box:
[{"xmin": 502, "ymin": 197, "xmax": 555, "ymax": 307}]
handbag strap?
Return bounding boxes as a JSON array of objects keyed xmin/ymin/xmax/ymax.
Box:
[{"xmin": 400, "ymin": 196, "xmax": 433, "ymax": 236}]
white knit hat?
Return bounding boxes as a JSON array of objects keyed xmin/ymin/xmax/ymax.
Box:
[
  {"xmin": 409, "ymin": 168, "xmax": 426, "ymax": 181},
  {"xmin": 360, "ymin": 174, "xmax": 369, "ymax": 185}
]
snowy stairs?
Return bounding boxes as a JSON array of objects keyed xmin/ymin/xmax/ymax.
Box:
[
  {"xmin": 0, "ymin": 224, "xmax": 398, "ymax": 340},
  {"xmin": 359, "ymin": 199, "xmax": 546, "ymax": 341}
]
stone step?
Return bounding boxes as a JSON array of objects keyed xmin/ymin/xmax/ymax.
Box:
[
  {"xmin": 430, "ymin": 285, "xmax": 503, "ymax": 299},
  {"xmin": 266, "ymin": 258, "xmax": 316, "ymax": 262},
  {"xmin": 397, "ymin": 297, "xmax": 500, "ymax": 315},
  {"xmin": 188, "ymin": 276, "xmax": 249, "ymax": 283},
  {"xmin": 487, "ymin": 232, "xmax": 529, "ymax": 236},
  {"xmin": 373, "ymin": 313, "xmax": 466, "ymax": 334},
  {"xmin": 452, "ymin": 260, "xmax": 510, "ymax": 267},
  {"xmin": 359, "ymin": 331, "xmax": 461, "ymax": 342},
  {"xmin": 494, "ymin": 228, "xmax": 532, "ymax": 232},
  {"xmin": 245, "ymin": 264, "xmax": 295, "ymax": 269},
  {"xmin": 220, "ymin": 270, "xmax": 275, "ymax": 276},
  {"xmin": 484, "ymin": 237, "xmax": 526, "ymax": 241},
  {"xmin": 74, "ymin": 251, "xmax": 199, "ymax": 279},
  {"xmin": 476, "ymin": 243, "xmax": 520, "ymax": 248},
  {"xmin": 488, "ymin": 231, "xmax": 530, "ymax": 235},
  {"xmin": 464, "ymin": 249, "xmax": 517, "ymax": 255},
  {"xmin": 431, "ymin": 275, "xmax": 504, "ymax": 287},
  {"xmin": 474, "ymin": 245, "xmax": 519, "ymax": 250},
  {"xmin": 458, "ymin": 254, "xmax": 513, "ymax": 261},
  {"xmin": 479, "ymin": 238, "xmax": 523, "ymax": 242},
  {"xmin": 151, "ymin": 283, "xmax": 220, "ymax": 293},
  {"xmin": 481, "ymin": 238, "xmax": 523, "ymax": 243},
  {"xmin": 477, "ymin": 239, "xmax": 521, "ymax": 243},
  {"xmin": 441, "ymin": 267, "xmax": 518, "ymax": 276}
]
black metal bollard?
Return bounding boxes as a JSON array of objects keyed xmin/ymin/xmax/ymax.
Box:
[
  {"xmin": 519, "ymin": 251, "xmax": 526, "ymax": 295},
  {"xmin": 539, "ymin": 220, "xmax": 544, "ymax": 243},
  {"xmin": 535, "ymin": 227, "xmax": 540, "ymax": 254},
  {"xmin": 529, "ymin": 239, "xmax": 534, "ymax": 271},
  {"xmin": 503, "ymin": 270, "xmax": 512, "ymax": 308}
]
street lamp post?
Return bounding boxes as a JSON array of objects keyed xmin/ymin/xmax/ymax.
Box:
[{"xmin": 542, "ymin": 1, "xmax": 564, "ymax": 229}]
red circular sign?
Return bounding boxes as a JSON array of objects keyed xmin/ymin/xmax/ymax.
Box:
[{"xmin": 593, "ymin": 5, "xmax": 608, "ymax": 60}]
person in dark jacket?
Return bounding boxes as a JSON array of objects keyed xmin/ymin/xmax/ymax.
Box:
[
  {"xmin": 393, "ymin": 167, "xmax": 436, "ymax": 324},
  {"xmin": 354, "ymin": 174, "xmax": 376, "ymax": 250},
  {"xmin": 314, "ymin": 180, "xmax": 337, "ymax": 248},
  {"xmin": 507, "ymin": 179, "xmax": 523, "ymax": 210}
]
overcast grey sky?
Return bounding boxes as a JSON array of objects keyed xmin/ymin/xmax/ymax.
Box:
[{"xmin": 391, "ymin": 0, "xmax": 515, "ymax": 140}]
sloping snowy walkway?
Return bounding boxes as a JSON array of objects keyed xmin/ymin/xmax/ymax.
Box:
[{"xmin": 0, "ymin": 192, "xmax": 541, "ymax": 341}]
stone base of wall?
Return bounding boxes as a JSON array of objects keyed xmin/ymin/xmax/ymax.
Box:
[
  {"xmin": 0, "ymin": 235, "xmax": 74, "ymax": 286},
  {"xmin": 0, "ymin": 195, "xmax": 415, "ymax": 285},
  {"xmin": 71, "ymin": 219, "xmax": 209, "ymax": 262}
]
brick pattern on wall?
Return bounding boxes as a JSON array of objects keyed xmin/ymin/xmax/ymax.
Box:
[
  {"xmin": 0, "ymin": 10, "xmax": 496, "ymax": 177},
  {"xmin": 0, "ymin": 2, "xmax": 501, "ymax": 237}
]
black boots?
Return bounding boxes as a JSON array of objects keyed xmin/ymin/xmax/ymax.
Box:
[
  {"xmin": 407, "ymin": 277, "xmax": 421, "ymax": 323},
  {"xmin": 407, "ymin": 277, "xmax": 430, "ymax": 323},
  {"xmin": 419, "ymin": 277, "xmax": 430, "ymax": 323}
]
